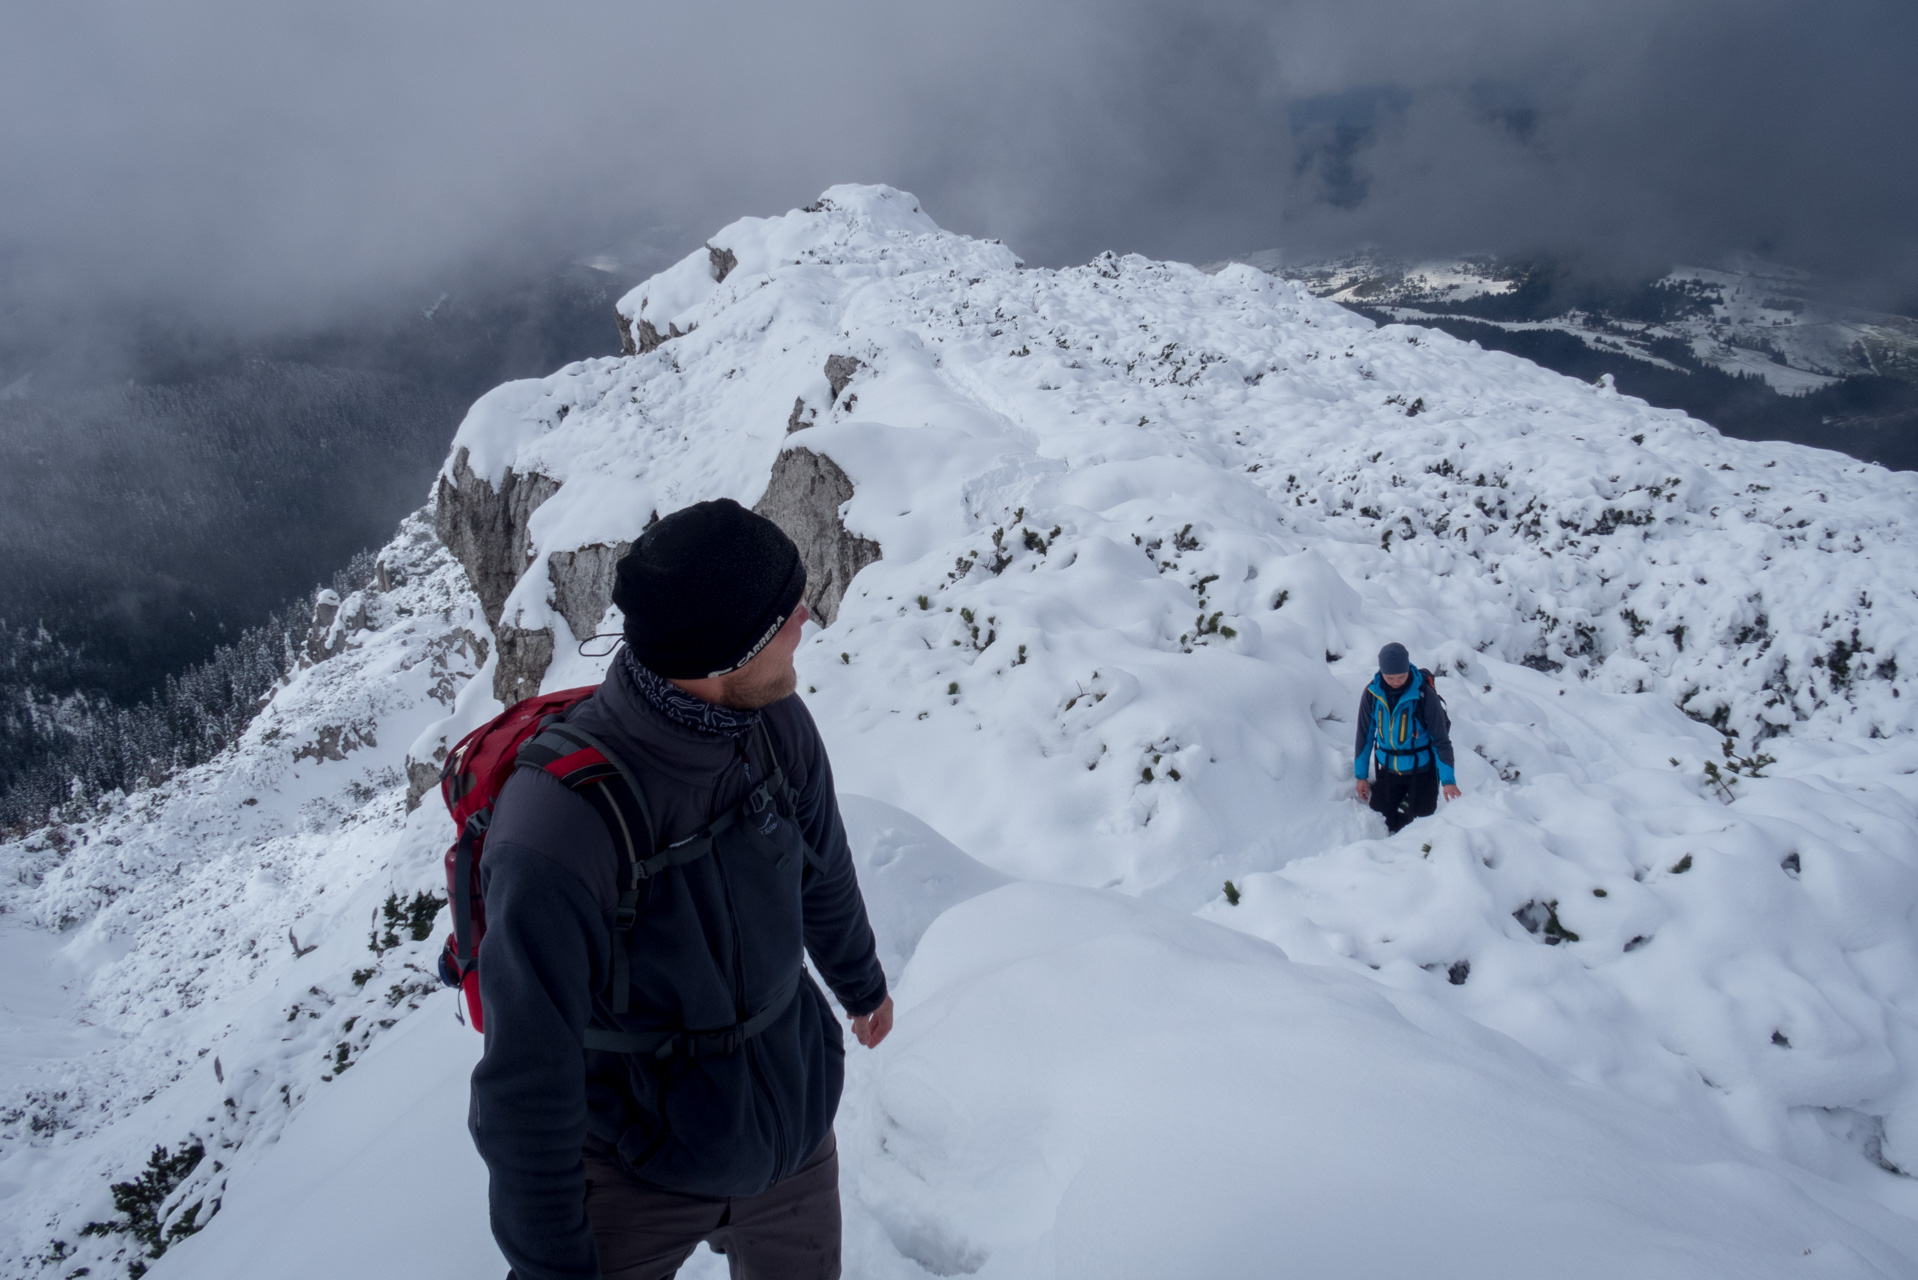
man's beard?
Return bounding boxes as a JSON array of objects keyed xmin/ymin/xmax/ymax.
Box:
[{"xmin": 717, "ymin": 656, "xmax": 798, "ymax": 710}]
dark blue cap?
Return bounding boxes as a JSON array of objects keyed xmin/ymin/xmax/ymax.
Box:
[{"xmin": 1378, "ymin": 642, "xmax": 1411, "ymax": 675}]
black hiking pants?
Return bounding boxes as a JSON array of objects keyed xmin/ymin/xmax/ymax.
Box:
[
  {"xmin": 578, "ymin": 1132, "xmax": 841, "ymax": 1280},
  {"xmin": 1370, "ymin": 766, "xmax": 1438, "ymax": 834}
]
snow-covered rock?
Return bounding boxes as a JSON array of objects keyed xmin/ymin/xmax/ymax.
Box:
[{"xmin": 6, "ymin": 183, "xmax": 1918, "ymax": 1277}]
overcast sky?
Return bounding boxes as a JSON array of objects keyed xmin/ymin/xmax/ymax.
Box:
[{"xmin": 4, "ymin": 0, "xmax": 1914, "ymax": 343}]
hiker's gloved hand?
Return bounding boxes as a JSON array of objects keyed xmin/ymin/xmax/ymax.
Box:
[
  {"xmin": 853, "ymin": 995, "xmax": 893, "ymax": 1048},
  {"xmin": 1354, "ymin": 779, "xmax": 1370, "ymax": 802},
  {"xmin": 1443, "ymin": 784, "xmax": 1462, "ymax": 801}
]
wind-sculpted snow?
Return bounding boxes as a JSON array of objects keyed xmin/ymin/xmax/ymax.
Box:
[
  {"xmin": 5, "ymin": 184, "xmax": 1918, "ymax": 1276},
  {"xmin": 842, "ymin": 884, "xmax": 1918, "ymax": 1278}
]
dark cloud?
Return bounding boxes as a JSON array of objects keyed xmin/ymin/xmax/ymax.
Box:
[{"xmin": 3, "ymin": 0, "xmax": 1914, "ymax": 346}]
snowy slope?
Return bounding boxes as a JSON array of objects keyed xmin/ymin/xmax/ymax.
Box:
[
  {"xmin": 0, "ymin": 515, "xmax": 492, "ymax": 1279},
  {"xmin": 5, "ymin": 185, "xmax": 1918, "ymax": 1278}
]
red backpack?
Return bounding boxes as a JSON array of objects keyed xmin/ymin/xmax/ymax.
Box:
[{"xmin": 434, "ymin": 687, "xmax": 655, "ymax": 1031}]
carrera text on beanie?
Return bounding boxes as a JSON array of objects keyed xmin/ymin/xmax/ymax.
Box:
[{"xmin": 611, "ymin": 499, "xmax": 806, "ymax": 679}]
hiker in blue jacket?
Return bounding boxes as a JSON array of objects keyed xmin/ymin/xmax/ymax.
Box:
[
  {"xmin": 470, "ymin": 500, "xmax": 891, "ymax": 1280},
  {"xmin": 1354, "ymin": 642, "xmax": 1461, "ymax": 833}
]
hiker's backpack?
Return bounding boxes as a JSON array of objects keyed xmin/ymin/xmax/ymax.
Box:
[
  {"xmin": 434, "ymin": 686, "xmax": 655, "ymax": 1032},
  {"xmin": 1367, "ymin": 667, "xmax": 1446, "ymax": 775}
]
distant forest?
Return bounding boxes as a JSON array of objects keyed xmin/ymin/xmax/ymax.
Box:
[
  {"xmin": 0, "ymin": 554, "xmax": 373, "ymax": 830},
  {"xmin": 0, "ymin": 262, "xmax": 631, "ymax": 828}
]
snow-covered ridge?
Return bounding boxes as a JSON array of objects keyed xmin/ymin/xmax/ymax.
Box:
[{"xmin": 6, "ymin": 184, "xmax": 1918, "ymax": 1277}]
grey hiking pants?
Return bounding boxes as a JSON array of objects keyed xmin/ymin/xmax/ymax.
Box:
[{"xmin": 581, "ymin": 1132, "xmax": 841, "ymax": 1280}]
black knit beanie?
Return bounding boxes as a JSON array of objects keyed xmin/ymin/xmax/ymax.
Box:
[
  {"xmin": 1378, "ymin": 642, "xmax": 1411, "ymax": 675},
  {"xmin": 611, "ymin": 499, "xmax": 806, "ymax": 679}
]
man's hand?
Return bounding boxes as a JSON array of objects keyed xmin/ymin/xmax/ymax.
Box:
[
  {"xmin": 1355, "ymin": 779, "xmax": 1370, "ymax": 802},
  {"xmin": 1443, "ymin": 783, "xmax": 1462, "ymax": 801},
  {"xmin": 852, "ymin": 995, "xmax": 893, "ymax": 1048}
]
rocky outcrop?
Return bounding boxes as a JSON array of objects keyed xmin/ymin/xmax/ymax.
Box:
[
  {"xmin": 305, "ymin": 590, "xmax": 346, "ymax": 665},
  {"xmin": 636, "ymin": 318, "xmax": 693, "ymax": 355},
  {"xmin": 430, "ymin": 429, "xmax": 876, "ymax": 713},
  {"xmin": 753, "ymin": 447, "xmax": 882, "ymax": 626},
  {"xmin": 787, "ymin": 397, "xmax": 816, "ymax": 433},
  {"xmin": 433, "ymin": 449, "xmax": 561, "ymax": 629},
  {"xmin": 487, "ymin": 544, "xmax": 630, "ymax": 705},
  {"xmin": 302, "ymin": 589, "xmax": 372, "ymax": 666},
  {"xmin": 405, "ymin": 756, "xmax": 443, "ymax": 814},
  {"xmin": 493, "ymin": 625, "xmax": 555, "ymax": 707},
  {"xmin": 292, "ymin": 721, "xmax": 377, "ymax": 764},
  {"xmin": 431, "ymin": 449, "xmax": 580, "ymax": 707},
  {"xmin": 402, "ymin": 625, "xmax": 491, "ymax": 813},
  {"xmin": 618, "ymin": 248, "xmax": 734, "ymax": 357},
  {"xmin": 549, "ymin": 542, "xmax": 632, "ymax": 641},
  {"xmin": 825, "ymin": 354, "xmax": 864, "ymax": 403},
  {"xmin": 431, "ymin": 457, "xmax": 639, "ymax": 708}
]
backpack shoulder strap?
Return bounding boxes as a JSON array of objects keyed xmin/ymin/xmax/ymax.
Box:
[
  {"xmin": 754, "ymin": 716, "xmax": 830, "ymax": 875},
  {"xmin": 516, "ymin": 721, "xmax": 660, "ymax": 1014}
]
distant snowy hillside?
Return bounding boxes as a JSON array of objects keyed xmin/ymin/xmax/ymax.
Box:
[
  {"xmin": 5, "ymin": 185, "xmax": 1918, "ymax": 1279},
  {"xmin": 1253, "ymin": 251, "xmax": 1918, "ymax": 394}
]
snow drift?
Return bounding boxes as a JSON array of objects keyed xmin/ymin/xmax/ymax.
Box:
[{"xmin": 4, "ymin": 184, "xmax": 1918, "ymax": 1278}]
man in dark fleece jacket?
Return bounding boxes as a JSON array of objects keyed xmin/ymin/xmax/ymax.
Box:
[
  {"xmin": 469, "ymin": 499, "xmax": 891, "ymax": 1280},
  {"xmin": 1354, "ymin": 641, "xmax": 1462, "ymax": 834}
]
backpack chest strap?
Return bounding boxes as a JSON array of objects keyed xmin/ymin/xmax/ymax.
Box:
[{"xmin": 582, "ymin": 969, "xmax": 802, "ymax": 1060}]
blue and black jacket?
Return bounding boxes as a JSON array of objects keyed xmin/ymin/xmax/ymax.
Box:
[{"xmin": 1354, "ymin": 667, "xmax": 1457, "ymax": 784}]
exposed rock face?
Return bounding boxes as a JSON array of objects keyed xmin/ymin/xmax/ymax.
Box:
[
  {"xmin": 406, "ymin": 757, "xmax": 443, "ymax": 813},
  {"xmin": 374, "ymin": 555, "xmax": 407, "ymax": 594},
  {"xmin": 493, "ymin": 625, "xmax": 556, "ymax": 707},
  {"xmin": 305, "ymin": 591, "xmax": 345, "ymax": 665},
  {"xmin": 292, "ymin": 721, "xmax": 377, "ymax": 764},
  {"xmin": 708, "ymin": 244, "xmax": 738, "ymax": 283},
  {"xmin": 753, "ymin": 447, "xmax": 882, "ymax": 626},
  {"xmin": 301, "ymin": 588, "xmax": 374, "ymax": 666},
  {"xmin": 433, "ymin": 449, "xmax": 561, "ymax": 629},
  {"xmin": 549, "ymin": 542, "xmax": 633, "ymax": 641},
  {"xmin": 787, "ymin": 397, "xmax": 816, "ymax": 433},
  {"xmin": 636, "ymin": 318, "xmax": 693, "ymax": 355},
  {"xmin": 403, "ymin": 625, "xmax": 490, "ymax": 812},
  {"xmin": 617, "ymin": 311, "xmax": 636, "ymax": 357},
  {"xmin": 488, "ymin": 543, "xmax": 631, "ymax": 705},
  {"xmin": 825, "ymin": 354, "xmax": 864, "ymax": 403},
  {"xmin": 431, "ymin": 430, "xmax": 876, "ymax": 715}
]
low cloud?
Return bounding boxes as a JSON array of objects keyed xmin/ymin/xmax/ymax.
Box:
[{"xmin": 3, "ymin": 0, "xmax": 1912, "ymax": 352}]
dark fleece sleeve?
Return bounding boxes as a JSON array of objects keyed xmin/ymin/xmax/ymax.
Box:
[
  {"xmin": 779, "ymin": 700, "xmax": 889, "ymax": 1018},
  {"xmin": 468, "ymin": 770, "xmax": 615, "ymax": 1280},
  {"xmin": 1421, "ymin": 684, "xmax": 1458, "ymax": 784},
  {"xmin": 1354, "ymin": 689, "xmax": 1375, "ymax": 779}
]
